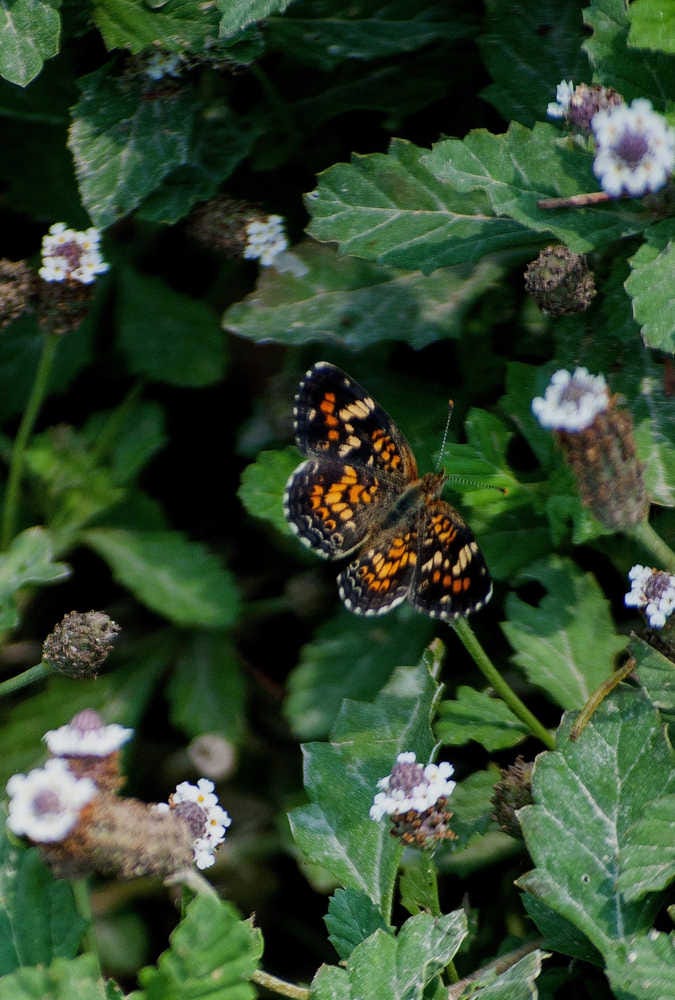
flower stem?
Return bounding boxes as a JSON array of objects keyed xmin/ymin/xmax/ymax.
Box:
[
  {"xmin": 1, "ymin": 334, "xmax": 60, "ymax": 549},
  {"xmin": 451, "ymin": 619, "xmax": 555, "ymax": 750},
  {"xmin": 630, "ymin": 520, "xmax": 675, "ymax": 573},
  {"xmin": 251, "ymin": 970, "xmax": 310, "ymax": 1000},
  {"xmin": 0, "ymin": 661, "xmax": 53, "ymax": 698},
  {"xmin": 569, "ymin": 657, "xmax": 637, "ymax": 741}
]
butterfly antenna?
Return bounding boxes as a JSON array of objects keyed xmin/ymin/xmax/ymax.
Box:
[{"xmin": 434, "ymin": 400, "xmax": 454, "ymax": 472}]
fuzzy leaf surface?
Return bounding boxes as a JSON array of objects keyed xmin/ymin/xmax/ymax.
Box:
[
  {"xmin": 0, "ymin": 528, "xmax": 70, "ymax": 631},
  {"xmin": 218, "ymin": 0, "xmax": 293, "ymax": 36},
  {"xmin": 306, "ymin": 138, "xmax": 539, "ymax": 273},
  {"xmin": 518, "ymin": 687, "xmax": 675, "ymax": 954},
  {"xmin": 0, "ymin": 955, "xmax": 104, "ymax": 1000},
  {"xmin": 325, "ymin": 888, "xmax": 391, "ymax": 961},
  {"xmin": 0, "ymin": 0, "xmax": 59, "ymax": 87},
  {"xmin": 625, "ymin": 224, "xmax": 675, "ymax": 354},
  {"xmin": 502, "ymin": 557, "xmax": 626, "ymax": 709},
  {"xmin": 627, "ymin": 0, "xmax": 675, "ymax": 53}
]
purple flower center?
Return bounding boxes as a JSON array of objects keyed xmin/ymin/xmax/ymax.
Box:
[
  {"xmin": 174, "ymin": 801, "xmax": 207, "ymax": 838},
  {"xmin": 645, "ymin": 572, "xmax": 672, "ymax": 603},
  {"xmin": 613, "ymin": 129, "xmax": 649, "ymax": 168},
  {"xmin": 558, "ymin": 381, "xmax": 588, "ymax": 407},
  {"xmin": 32, "ymin": 790, "xmax": 62, "ymax": 816},
  {"xmin": 389, "ymin": 761, "xmax": 425, "ymax": 795},
  {"xmin": 54, "ymin": 240, "xmax": 83, "ymax": 271},
  {"xmin": 71, "ymin": 709, "xmax": 104, "ymax": 734}
]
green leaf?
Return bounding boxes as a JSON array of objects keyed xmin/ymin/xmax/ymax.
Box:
[
  {"xmin": 0, "ymin": 954, "xmax": 105, "ymax": 1000},
  {"xmin": 605, "ymin": 932, "xmax": 675, "ymax": 1000},
  {"xmin": 288, "ymin": 660, "xmax": 441, "ymax": 909},
  {"xmin": 224, "ymin": 240, "xmax": 505, "ymax": 349},
  {"xmin": 138, "ymin": 895, "xmax": 262, "ymax": 999},
  {"xmin": 518, "ymin": 687, "xmax": 675, "ymax": 953},
  {"xmin": 312, "ymin": 912, "xmax": 467, "ymax": 1000},
  {"xmin": 68, "ymin": 66, "xmax": 198, "ymax": 228},
  {"xmin": 0, "ymin": 528, "xmax": 70, "ymax": 631},
  {"xmin": 285, "ymin": 607, "xmax": 434, "ymax": 740},
  {"xmin": 0, "ymin": 834, "xmax": 86, "ymax": 974},
  {"xmin": 325, "ymin": 888, "xmax": 391, "ymax": 961},
  {"xmin": 446, "ymin": 765, "xmax": 501, "ymax": 849},
  {"xmin": 501, "ymin": 557, "xmax": 627, "ymax": 709},
  {"xmin": 422, "ymin": 122, "xmax": 654, "ymax": 253},
  {"xmin": 266, "ymin": 1, "xmax": 475, "ymax": 71},
  {"xmin": 84, "ymin": 400, "xmax": 168, "ymax": 485},
  {"xmin": 583, "ymin": 0, "xmax": 675, "ymax": 104},
  {"xmin": 82, "ymin": 528, "xmax": 240, "ymax": 628},
  {"xmin": 631, "ymin": 635, "xmax": 675, "ymax": 720},
  {"xmin": 436, "ymin": 686, "xmax": 528, "ymax": 751},
  {"xmin": 306, "ymin": 138, "xmax": 539, "ymax": 274},
  {"xmin": 521, "ymin": 894, "xmax": 603, "ymax": 965},
  {"xmin": 91, "ymin": 0, "xmax": 220, "ymax": 54},
  {"xmin": 618, "ymin": 793, "xmax": 675, "ymax": 901},
  {"xmin": 625, "ymin": 225, "xmax": 675, "ymax": 354},
  {"xmin": 628, "ymin": 0, "xmax": 675, "ymax": 54},
  {"xmin": 458, "ymin": 948, "xmax": 546, "ymax": 998},
  {"xmin": 166, "ymin": 631, "xmax": 246, "ymax": 743},
  {"xmin": 478, "ymin": 0, "xmax": 590, "ymax": 126},
  {"xmin": 238, "ymin": 447, "xmax": 297, "ymax": 538},
  {"xmin": 116, "ymin": 268, "xmax": 226, "ymax": 386},
  {"xmin": 218, "ymin": 0, "xmax": 294, "ymax": 37},
  {"xmin": 0, "ymin": 0, "xmax": 60, "ymax": 87}
]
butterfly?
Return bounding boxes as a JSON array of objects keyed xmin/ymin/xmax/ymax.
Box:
[{"xmin": 283, "ymin": 362, "xmax": 492, "ymax": 620}]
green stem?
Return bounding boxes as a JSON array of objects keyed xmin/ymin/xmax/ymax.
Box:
[
  {"xmin": 1, "ymin": 334, "xmax": 60, "ymax": 549},
  {"xmin": 72, "ymin": 878, "xmax": 101, "ymax": 971},
  {"xmin": 0, "ymin": 661, "xmax": 53, "ymax": 698},
  {"xmin": 569, "ymin": 657, "xmax": 637, "ymax": 741},
  {"xmin": 451, "ymin": 619, "xmax": 555, "ymax": 750},
  {"xmin": 250, "ymin": 971, "xmax": 310, "ymax": 1000},
  {"xmin": 629, "ymin": 520, "xmax": 675, "ymax": 573}
]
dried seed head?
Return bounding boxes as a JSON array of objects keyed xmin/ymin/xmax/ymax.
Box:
[
  {"xmin": 492, "ymin": 757, "xmax": 533, "ymax": 839},
  {"xmin": 524, "ymin": 245, "xmax": 596, "ymax": 316},
  {"xmin": 42, "ymin": 611, "xmax": 121, "ymax": 678}
]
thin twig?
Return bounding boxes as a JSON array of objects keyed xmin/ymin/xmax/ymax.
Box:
[{"xmin": 537, "ymin": 191, "xmax": 611, "ymax": 209}]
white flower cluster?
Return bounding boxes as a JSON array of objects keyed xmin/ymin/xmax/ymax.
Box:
[
  {"xmin": 625, "ymin": 565, "xmax": 675, "ymax": 629},
  {"xmin": 144, "ymin": 51, "xmax": 184, "ymax": 81},
  {"xmin": 547, "ymin": 80, "xmax": 574, "ymax": 120},
  {"xmin": 39, "ymin": 223, "xmax": 109, "ymax": 285},
  {"xmin": 370, "ymin": 751, "xmax": 455, "ymax": 822},
  {"xmin": 157, "ymin": 778, "xmax": 231, "ymax": 870},
  {"xmin": 44, "ymin": 718, "xmax": 133, "ymax": 757},
  {"xmin": 592, "ymin": 99, "xmax": 675, "ymax": 197},
  {"xmin": 7, "ymin": 759, "xmax": 96, "ymax": 843},
  {"xmin": 243, "ymin": 214, "xmax": 288, "ymax": 266},
  {"xmin": 531, "ymin": 367, "xmax": 609, "ymax": 432}
]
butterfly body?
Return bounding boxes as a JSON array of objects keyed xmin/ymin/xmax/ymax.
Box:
[{"xmin": 284, "ymin": 362, "xmax": 492, "ymax": 620}]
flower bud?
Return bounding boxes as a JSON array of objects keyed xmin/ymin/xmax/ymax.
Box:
[
  {"xmin": 42, "ymin": 611, "xmax": 120, "ymax": 678},
  {"xmin": 524, "ymin": 246, "xmax": 596, "ymax": 316},
  {"xmin": 491, "ymin": 757, "xmax": 533, "ymax": 839},
  {"xmin": 44, "ymin": 708, "xmax": 133, "ymax": 792},
  {"xmin": 370, "ymin": 751, "xmax": 457, "ymax": 848}
]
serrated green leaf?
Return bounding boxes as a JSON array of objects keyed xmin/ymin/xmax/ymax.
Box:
[
  {"xmin": 306, "ymin": 138, "xmax": 539, "ymax": 274},
  {"xmin": 312, "ymin": 912, "xmax": 467, "ymax": 1000},
  {"xmin": 288, "ymin": 661, "xmax": 440, "ymax": 909},
  {"xmin": 116, "ymin": 267, "xmax": 226, "ymax": 386},
  {"xmin": 460, "ymin": 948, "xmax": 546, "ymax": 999},
  {"xmin": 0, "ymin": 0, "xmax": 60, "ymax": 87},
  {"xmin": 502, "ymin": 557, "xmax": 627, "ymax": 709},
  {"xmin": 604, "ymin": 931, "xmax": 675, "ymax": 1000},
  {"xmin": 285, "ymin": 607, "xmax": 433, "ymax": 740},
  {"xmin": 238, "ymin": 447, "xmax": 297, "ymax": 537},
  {"xmin": 618, "ymin": 793, "xmax": 675, "ymax": 901},
  {"xmin": 224, "ymin": 240, "xmax": 504, "ymax": 349},
  {"xmin": 138, "ymin": 895, "xmax": 262, "ymax": 999},
  {"xmin": 325, "ymin": 888, "xmax": 391, "ymax": 961},
  {"xmin": 166, "ymin": 631, "xmax": 245, "ymax": 743},
  {"xmin": 423, "ymin": 122, "xmax": 655, "ymax": 254},
  {"xmin": 521, "ymin": 894, "xmax": 602, "ymax": 965},
  {"xmin": 0, "ymin": 528, "xmax": 70, "ymax": 631},
  {"xmin": 91, "ymin": 0, "xmax": 220, "ymax": 54},
  {"xmin": 0, "ymin": 834, "xmax": 85, "ymax": 974},
  {"xmin": 631, "ymin": 635, "xmax": 675, "ymax": 719},
  {"xmin": 0, "ymin": 954, "xmax": 105, "ymax": 1000},
  {"xmin": 583, "ymin": 0, "xmax": 675, "ymax": 104},
  {"xmin": 436, "ymin": 686, "xmax": 528, "ymax": 751},
  {"xmin": 218, "ymin": 0, "xmax": 293, "ymax": 37},
  {"xmin": 478, "ymin": 0, "xmax": 590, "ymax": 126},
  {"xmin": 518, "ymin": 687, "xmax": 675, "ymax": 953},
  {"xmin": 625, "ymin": 227, "xmax": 675, "ymax": 354},
  {"xmin": 266, "ymin": 1, "xmax": 475, "ymax": 71},
  {"xmin": 628, "ymin": 0, "xmax": 675, "ymax": 54},
  {"xmin": 82, "ymin": 528, "xmax": 240, "ymax": 627},
  {"xmin": 68, "ymin": 66, "xmax": 198, "ymax": 228}
]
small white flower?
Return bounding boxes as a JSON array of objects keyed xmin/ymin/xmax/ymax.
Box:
[
  {"xmin": 592, "ymin": 99, "xmax": 675, "ymax": 197},
  {"xmin": 370, "ymin": 751, "xmax": 455, "ymax": 822},
  {"xmin": 144, "ymin": 51, "xmax": 184, "ymax": 81},
  {"xmin": 625, "ymin": 564, "xmax": 675, "ymax": 629},
  {"xmin": 547, "ymin": 80, "xmax": 574, "ymax": 119},
  {"xmin": 159, "ymin": 778, "xmax": 232, "ymax": 870},
  {"xmin": 243, "ymin": 214, "xmax": 288, "ymax": 267},
  {"xmin": 39, "ymin": 223, "xmax": 109, "ymax": 285},
  {"xmin": 6, "ymin": 759, "xmax": 97, "ymax": 843},
  {"xmin": 531, "ymin": 367, "xmax": 609, "ymax": 432},
  {"xmin": 44, "ymin": 709, "xmax": 133, "ymax": 758}
]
